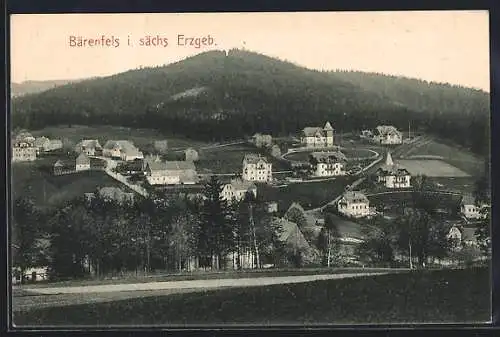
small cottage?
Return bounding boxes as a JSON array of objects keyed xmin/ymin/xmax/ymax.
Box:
[{"xmin": 75, "ymin": 153, "xmax": 91, "ymax": 171}]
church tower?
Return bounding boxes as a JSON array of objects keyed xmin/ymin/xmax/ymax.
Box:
[
  {"xmin": 323, "ymin": 121, "xmax": 334, "ymax": 147},
  {"xmin": 385, "ymin": 151, "xmax": 394, "ymax": 167}
]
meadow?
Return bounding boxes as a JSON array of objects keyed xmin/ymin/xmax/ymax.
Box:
[{"xmin": 13, "ymin": 267, "xmax": 490, "ymax": 326}]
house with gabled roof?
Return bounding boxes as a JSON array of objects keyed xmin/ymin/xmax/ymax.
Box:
[
  {"xmin": 145, "ymin": 160, "xmax": 197, "ymax": 185},
  {"xmin": 220, "ymin": 178, "xmax": 257, "ymax": 203},
  {"xmin": 75, "ymin": 139, "xmax": 102, "ymax": 156},
  {"xmin": 242, "ymin": 154, "xmax": 273, "ymax": 183},
  {"xmin": 337, "ymin": 191, "xmax": 371, "ymax": 218},
  {"xmin": 309, "ymin": 151, "xmax": 347, "ymax": 177},
  {"xmin": 103, "ymin": 140, "xmax": 144, "ymax": 161},
  {"xmin": 375, "ymin": 151, "xmax": 411, "ymax": 188},
  {"xmin": 460, "ymin": 194, "xmax": 489, "ymax": 220},
  {"xmin": 300, "ymin": 121, "xmax": 334, "ymax": 148},
  {"xmin": 75, "ymin": 153, "xmax": 91, "ymax": 171},
  {"xmin": 374, "ymin": 125, "xmax": 403, "ymax": 145}
]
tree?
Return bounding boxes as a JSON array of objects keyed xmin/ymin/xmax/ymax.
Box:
[
  {"xmin": 12, "ymin": 197, "xmax": 44, "ymax": 283},
  {"xmin": 355, "ymin": 216, "xmax": 397, "ymax": 267},
  {"xmin": 284, "ymin": 203, "xmax": 308, "ymax": 231},
  {"xmin": 317, "ymin": 213, "xmax": 341, "ymax": 267},
  {"xmin": 198, "ymin": 176, "xmax": 234, "ymax": 270},
  {"xmin": 473, "ymin": 174, "xmax": 491, "ymax": 259}
]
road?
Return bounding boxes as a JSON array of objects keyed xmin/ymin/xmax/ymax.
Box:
[
  {"xmin": 12, "ymin": 272, "xmax": 390, "ymax": 311},
  {"xmin": 91, "ymin": 156, "xmax": 149, "ymax": 197}
]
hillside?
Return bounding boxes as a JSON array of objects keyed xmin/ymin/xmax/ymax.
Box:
[
  {"xmin": 11, "ymin": 49, "xmax": 490, "ymax": 155},
  {"xmin": 11, "ymin": 79, "xmax": 87, "ymax": 97}
]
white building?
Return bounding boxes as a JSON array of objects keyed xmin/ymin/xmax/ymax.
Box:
[
  {"xmin": 337, "ymin": 191, "xmax": 370, "ymax": 218},
  {"xmin": 221, "ymin": 179, "xmax": 257, "ymax": 202},
  {"xmin": 75, "ymin": 139, "xmax": 102, "ymax": 156},
  {"xmin": 242, "ymin": 154, "xmax": 273, "ymax": 183},
  {"xmin": 309, "ymin": 151, "xmax": 347, "ymax": 177},
  {"xmin": 103, "ymin": 140, "xmax": 144, "ymax": 161},
  {"xmin": 145, "ymin": 160, "xmax": 197, "ymax": 185},
  {"xmin": 374, "ymin": 125, "xmax": 403, "ymax": 145},
  {"xmin": 12, "ymin": 141, "xmax": 37, "ymax": 162},
  {"xmin": 461, "ymin": 194, "xmax": 489, "ymax": 220},
  {"xmin": 75, "ymin": 153, "xmax": 91, "ymax": 171},
  {"xmin": 375, "ymin": 152, "xmax": 411, "ymax": 188},
  {"xmin": 300, "ymin": 121, "xmax": 334, "ymax": 148}
]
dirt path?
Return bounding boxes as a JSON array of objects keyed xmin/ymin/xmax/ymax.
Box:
[
  {"xmin": 13, "ymin": 272, "xmax": 391, "ymax": 311},
  {"xmin": 22, "ymin": 272, "xmax": 388, "ymax": 295}
]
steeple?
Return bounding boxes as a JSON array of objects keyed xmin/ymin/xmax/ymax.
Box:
[
  {"xmin": 323, "ymin": 121, "xmax": 333, "ymax": 131},
  {"xmin": 385, "ymin": 151, "xmax": 394, "ymax": 166}
]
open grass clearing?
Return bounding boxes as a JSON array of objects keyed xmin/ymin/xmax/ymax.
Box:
[
  {"xmin": 13, "ymin": 267, "xmax": 490, "ymax": 326},
  {"xmin": 396, "ymin": 159, "xmax": 470, "ymax": 178}
]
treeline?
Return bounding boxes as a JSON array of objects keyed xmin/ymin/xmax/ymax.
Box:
[
  {"xmin": 12, "ymin": 176, "xmax": 289, "ymax": 281},
  {"xmin": 11, "ymin": 50, "xmax": 489, "ymax": 155}
]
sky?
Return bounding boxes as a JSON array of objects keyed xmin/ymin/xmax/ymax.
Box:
[{"xmin": 10, "ymin": 11, "xmax": 490, "ymax": 91}]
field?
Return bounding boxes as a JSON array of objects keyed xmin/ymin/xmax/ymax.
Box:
[
  {"xmin": 367, "ymin": 191, "xmax": 462, "ymax": 212},
  {"xmin": 11, "ymin": 162, "xmax": 129, "ymax": 209},
  {"xmin": 427, "ymin": 177, "xmax": 478, "ymax": 194},
  {"xmin": 197, "ymin": 144, "xmax": 290, "ymax": 174},
  {"xmin": 29, "ymin": 125, "xmax": 212, "ymax": 152},
  {"xmin": 396, "ymin": 159, "xmax": 470, "ymax": 178},
  {"xmin": 13, "ymin": 267, "xmax": 490, "ymax": 325},
  {"xmin": 260, "ymin": 177, "xmax": 355, "ymax": 211},
  {"xmin": 404, "ymin": 138, "xmax": 485, "ymax": 176}
]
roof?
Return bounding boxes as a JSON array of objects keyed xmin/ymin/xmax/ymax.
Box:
[
  {"xmin": 185, "ymin": 147, "xmax": 198, "ymax": 153},
  {"xmin": 147, "ymin": 160, "xmax": 196, "ymax": 171},
  {"xmin": 243, "ymin": 154, "xmax": 269, "ymax": 165},
  {"xmin": 310, "ymin": 151, "xmax": 347, "ymax": 163},
  {"xmin": 99, "ymin": 187, "xmax": 134, "ymax": 199},
  {"xmin": 376, "ymin": 125, "xmax": 401, "ymax": 135},
  {"xmin": 302, "ymin": 127, "xmax": 325, "ymax": 137},
  {"xmin": 34, "ymin": 137, "xmax": 50, "ymax": 147},
  {"xmin": 461, "ymin": 194, "xmax": 476, "ymax": 205},
  {"xmin": 103, "ymin": 140, "xmax": 137, "ymax": 151},
  {"xmin": 377, "ymin": 151, "xmax": 410, "ymax": 175},
  {"xmin": 341, "ymin": 191, "xmax": 369, "ymax": 204},
  {"xmin": 78, "ymin": 139, "xmax": 101, "ymax": 149},
  {"xmin": 226, "ymin": 178, "xmax": 256, "ymax": 192},
  {"xmin": 76, "ymin": 153, "xmax": 90, "ymax": 164},
  {"xmin": 324, "ymin": 121, "xmax": 334, "ymax": 131}
]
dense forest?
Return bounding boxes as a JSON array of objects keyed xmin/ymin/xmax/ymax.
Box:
[{"xmin": 11, "ymin": 49, "xmax": 490, "ymax": 156}]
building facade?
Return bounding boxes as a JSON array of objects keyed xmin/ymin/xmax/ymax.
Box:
[
  {"xmin": 220, "ymin": 179, "xmax": 257, "ymax": 202},
  {"xmin": 242, "ymin": 154, "xmax": 273, "ymax": 183},
  {"xmin": 337, "ymin": 191, "xmax": 370, "ymax": 218},
  {"xmin": 309, "ymin": 151, "xmax": 347, "ymax": 177},
  {"xmin": 374, "ymin": 125, "xmax": 403, "ymax": 145},
  {"xmin": 103, "ymin": 140, "xmax": 144, "ymax": 161},
  {"xmin": 184, "ymin": 147, "xmax": 199, "ymax": 162},
  {"xmin": 76, "ymin": 139, "xmax": 102, "ymax": 156},
  {"xmin": 12, "ymin": 141, "xmax": 37, "ymax": 162},
  {"xmin": 145, "ymin": 160, "xmax": 197, "ymax": 185},
  {"xmin": 75, "ymin": 153, "xmax": 91, "ymax": 171},
  {"xmin": 375, "ymin": 152, "xmax": 411, "ymax": 188},
  {"xmin": 300, "ymin": 121, "xmax": 334, "ymax": 148},
  {"xmin": 461, "ymin": 194, "xmax": 489, "ymax": 220}
]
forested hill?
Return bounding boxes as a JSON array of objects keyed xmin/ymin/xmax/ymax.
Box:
[
  {"xmin": 11, "ymin": 79, "xmax": 85, "ymax": 97},
  {"xmin": 11, "ymin": 49, "xmax": 490, "ymax": 155}
]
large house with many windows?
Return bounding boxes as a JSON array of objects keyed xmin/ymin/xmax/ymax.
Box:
[
  {"xmin": 309, "ymin": 151, "xmax": 347, "ymax": 177},
  {"xmin": 300, "ymin": 121, "xmax": 334, "ymax": 148},
  {"xmin": 242, "ymin": 154, "xmax": 273, "ymax": 183},
  {"xmin": 375, "ymin": 152, "xmax": 411, "ymax": 188},
  {"xmin": 337, "ymin": 191, "xmax": 371, "ymax": 218},
  {"xmin": 145, "ymin": 160, "xmax": 197, "ymax": 185},
  {"xmin": 373, "ymin": 125, "xmax": 403, "ymax": 145},
  {"xmin": 12, "ymin": 140, "xmax": 37, "ymax": 162}
]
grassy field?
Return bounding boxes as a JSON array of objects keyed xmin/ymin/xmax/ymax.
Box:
[
  {"xmin": 396, "ymin": 159, "xmax": 470, "ymax": 178},
  {"xmin": 260, "ymin": 177, "xmax": 355, "ymax": 211},
  {"xmin": 427, "ymin": 177, "xmax": 478, "ymax": 194},
  {"xmin": 11, "ymin": 162, "xmax": 128, "ymax": 209},
  {"xmin": 367, "ymin": 191, "xmax": 462, "ymax": 212},
  {"xmin": 406, "ymin": 138, "xmax": 485, "ymax": 176},
  {"xmin": 197, "ymin": 144, "xmax": 290, "ymax": 174},
  {"xmin": 29, "ymin": 125, "xmax": 212, "ymax": 152},
  {"xmin": 13, "ymin": 267, "xmax": 490, "ymax": 325}
]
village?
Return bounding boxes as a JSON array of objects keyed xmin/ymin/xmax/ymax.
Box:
[{"xmin": 11, "ymin": 120, "xmax": 490, "ymax": 282}]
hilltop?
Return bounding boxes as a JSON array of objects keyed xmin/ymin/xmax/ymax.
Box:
[
  {"xmin": 11, "ymin": 79, "xmax": 88, "ymax": 97},
  {"xmin": 11, "ymin": 49, "xmax": 490, "ymax": 155}
]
